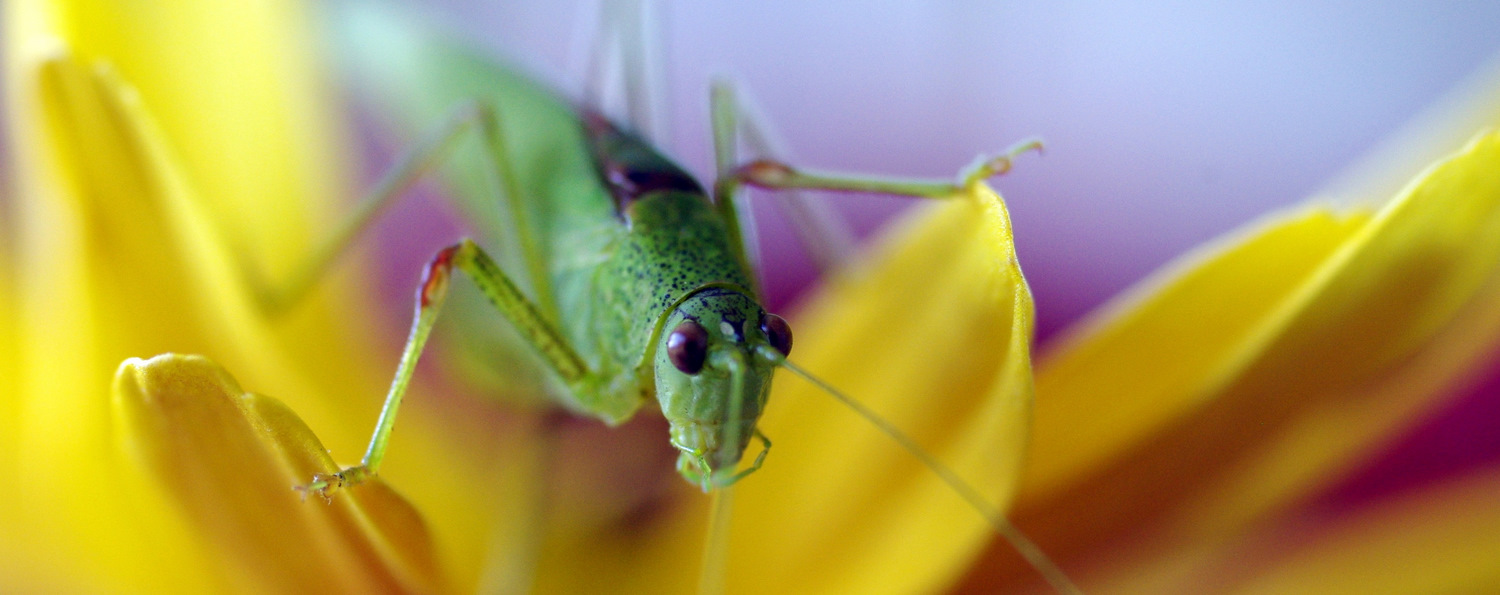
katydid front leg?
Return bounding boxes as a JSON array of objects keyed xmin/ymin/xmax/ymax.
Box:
[
  {"xmin": 729, "ymin": 136, "xmax": 1044, "ymax": 200},
  {"xmin": 297, "ymin": 239, "xmax": 593, "ymax": 500},
  {"xmin": 708, "ymin": 80, "xmax": 1042, "ymax": 277}
]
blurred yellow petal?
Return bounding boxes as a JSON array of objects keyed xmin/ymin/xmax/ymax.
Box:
[
  {"xmin": 1024, "ymin": 205, "xmax": 1372, "ymax": 499},
  {"xmin": 0, "ymin": 195, "xmax": 21, "ymax": 586},
  {"xmin": 533, "ymin": 183, "xmax": 1036, "ymax": 594},
  {"xmin": 4, "ymin": 0, "xmax": 401, "ymax": 460},
  {"xmin": 1103, "ymin": 465, "xmax": 1500, "ymax": 594},
  {"xmin": 20, "ymin": 0, "xmax": 345, "ymax": 276},
  {"xmin": 114, "ymin": 354, "xmax": 443, "ymax": 593},
  {"xmin": 1, "ymin": 1, "xmax": 511, "ymax": 591},
  {"xmin": 1231, "ymin": 469, "xmax": 1500, "ymax": 594},
  {"xmin": 2, "ymin": 48, "xmax": 229, "ymax": 591},
  {"xmin": 979, "ymin": 131, "xmax": 1500, "ymax": 588}
]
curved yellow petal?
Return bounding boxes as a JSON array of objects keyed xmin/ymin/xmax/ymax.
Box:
[
  {"xmin": 535, "ymin": 184, "xmax": 1036, "ymax": 593},
  {"xmin": 25, "ymin": 3, "xmax": 408, "ymax": 452},
  {"xmin": 114, "ymin": 354, "xmax": 443, "ymax": 594},
  {"xmin": 988, "ymin": 131, "xmax": 1500, "ymax": 588}
]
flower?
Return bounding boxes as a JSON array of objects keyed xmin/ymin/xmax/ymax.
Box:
[{"xmin": 6, "ymin": 1, "xmax": 1500, "ymax": 595}]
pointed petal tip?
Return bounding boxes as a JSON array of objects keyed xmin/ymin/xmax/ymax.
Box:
[{"xmin": 114, "ymin": 353, "xmax": 241, "ymax": 404}]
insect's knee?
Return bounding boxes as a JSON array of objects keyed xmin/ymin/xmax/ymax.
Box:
[{"xmin": 419, "ymin": 241, "xmax": 471, "ymax": 307}]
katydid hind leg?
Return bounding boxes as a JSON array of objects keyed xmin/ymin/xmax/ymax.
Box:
[
  {"xmin": 240, "ymin": 102, "xmax": 482, "ymax": 314},
  {"xmin": 238, "ymin": 100, "xmax": 558, "ymax": 324},
  {"xmin": 583, "ymin": 0, "xmax": 666, "ymax": 143},
  {"xmin": 297, "ymin": 239, "xmax": 596, "ymax": 499}
]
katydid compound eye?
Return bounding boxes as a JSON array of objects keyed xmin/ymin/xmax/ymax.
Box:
[
  {"xmin": 760, "ymin": 313, "xmax": 792, "ymax": 357},
  {"xmin": 667, "ymin": 320, "xmax": 709, "ymax": 375}
]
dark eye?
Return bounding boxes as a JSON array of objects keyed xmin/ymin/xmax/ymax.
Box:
[
  {"xmin": 667, "ymin": 320, "xmax": 709, "ymax": 375},
  {"xmin": 761, "ymin": 313, "xmax": 792, "ymax": 357}
]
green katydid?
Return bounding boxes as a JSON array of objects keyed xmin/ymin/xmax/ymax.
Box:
[{"xmin": 271, "ymin": 3, "xmax": 1078, "ymax": 592}]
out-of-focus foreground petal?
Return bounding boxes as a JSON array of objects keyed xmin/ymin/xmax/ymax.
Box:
[
  {"xmin": 114, "ymin": 354, "xmax": 442, "ymax": 593},
  {"xmin": 2, "ymin": 44, "xmax": 247, "ymax": 590},
  {"xmin": 3, "ymin": 1, "xmax": 513, "ymax": 591},
  {"xmin": 0, "ymin": 195, "xmax": 22, "ymax": 586},
  {"xmin": 31, "ymin": 0, "xmax": 349, "ymax": 282},
  {"xmin": 969, "ymin": 131, "xmax": 1500, "ymax": 589},
  {"xmin": 3, "ymin": 0, "xmax": 393, "ymax": 474},
  {"xmin": 534, "ymin": 184, "xmax": 1037, "ymax": 594}
]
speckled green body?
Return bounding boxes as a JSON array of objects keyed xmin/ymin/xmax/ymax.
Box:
[
  {"xmin": 533, "ymin": 119, "xmax": 779, "ymax": 478},
  {"xmin": 541, "ymin": 110, "xmax": 778, "ymax": 475},
  {"xmin": 597, "ymin": 191, "xmax": 775, "ymax": 468}
]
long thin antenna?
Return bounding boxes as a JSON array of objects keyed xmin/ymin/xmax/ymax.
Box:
[{"xmin": 778, "ymin": 360, "xmax": 1082, "ymax": 595}]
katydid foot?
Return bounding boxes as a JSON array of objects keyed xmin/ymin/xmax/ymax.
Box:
[{"xmin": 294, "ymin": 465, "xmax": 375, "ymax": 503}]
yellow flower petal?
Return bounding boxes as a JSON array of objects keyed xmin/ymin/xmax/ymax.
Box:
[
  {"xmin": 1231, "ymin": 470, "xmax": 1500, "ymax": 594},
  {"xmin": 1025, "ymin": 205, "xmax": 1372, "ymax": 499},
  {"xmin": 0, "ymin": 204, "xmax": 24, "ymax": 586},
  {"xmin": 535, "ymin": 184, "xmax": 1037, "ymax": 594},
  {"xmin": 984, "ymin": 131, "xmax": 1500, "ymax": 587},
  {"xmin": 1103, "ymin": 467, "xmax": 1500, "ymax": 593},
  {"xmin": 114, "ymin": 354, "xmax": 443, "ymax": 593},
  {"xmin": 20, "ymin": 0, "xmax": 347, "ymax": 277}
]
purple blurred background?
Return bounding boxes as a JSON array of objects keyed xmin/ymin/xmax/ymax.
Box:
[{"xmin": 362, "ymin": 2, "xmax": 1500, "ymax": 507}]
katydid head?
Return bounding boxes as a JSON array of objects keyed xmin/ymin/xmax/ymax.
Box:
[{"xmin": 653, "ymin": 289, "xmax": 792, "ymax": 491}]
